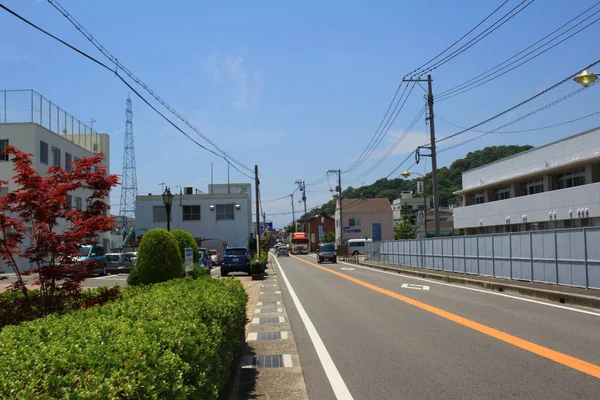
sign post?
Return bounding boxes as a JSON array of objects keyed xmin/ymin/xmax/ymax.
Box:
[{"xmin": 185, "ymin": 247, "xmax": 194, "ymax": 275}]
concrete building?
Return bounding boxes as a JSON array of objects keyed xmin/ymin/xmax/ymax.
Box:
[
  {"xmin": 454, "ymin": 127, "xmax": 600, "ymax": 234},
  {"xmin": 135, "ymin": 184, "xmax": 252, "ymax": 255},
  {"xmin": 335, "ymin": 198, "xmax": 393, "ymax": 243},
  {"xmin": 0, "ymin": 121, "xmax": 110, "ymax": 271},
  {"xmin": 392, "ymin": 192, "xmax": 426, "ymax": 221}
]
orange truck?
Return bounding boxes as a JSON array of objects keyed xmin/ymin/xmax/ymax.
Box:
[{"xmin": 289, "ymin": 232, "xmax": 309, "ymax": 255}]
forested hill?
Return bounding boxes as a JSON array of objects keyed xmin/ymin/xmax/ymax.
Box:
[{"xmin": 299, "ymin": 144, "xmax": 533, "ymax": 222}]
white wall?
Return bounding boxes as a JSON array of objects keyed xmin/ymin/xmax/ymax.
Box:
[
  {"xmin": 461, "ymin": 127, "xmax": 600, "ymax": 190},
  {"xmin": 454, "ymin": 182, "xmax": 600, "ymax": 229},
  {"xmin": 136, "ymin": 193, "xmax": 251, "ymax": 252},
  {"xmin": 0, "ymin": 123, "xmax": 112, "ymax": 271}
]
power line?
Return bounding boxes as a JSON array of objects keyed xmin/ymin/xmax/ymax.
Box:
[
  {"xmin": 436, "ymin": 109, "xmax": 600, "ymax": 134},
  {"xmin": 420, "ymin": 0, "xmax": 536, "ymax": 75},
  {"xmin": 421, "ymin": 57, "xmax": 600, "ymax": 147},
  {"xmin": 347, "ymin": 103, "xmax": 427, "ymax": 182},
  {"xmin": 437, "ymin": 82, "xmax": 598, "ymax": 154},
  {"xmin": 406, "ymin": 1, "xmax": 510, "ymax": 77},
  {"xmin": 438, "ymin": 4, "xmax": 600, "ymax": 101},
  {"xmin": 260, "ymin": 194, "xmax": 292, "ymax": 203},
  {"xmin": 0, "ymin": 3, "xmax": 255, "ymax": 180},
  {"xmin": 343, "ymin": 82, "xmax": 411, "ymax": 173},
  {"xmin": 46, "ymin": 0, "xmax": 253, "ymax": 174},
  {"xmin": 385, "ymin": 150, "xmax": 416, "ymax": 179}
]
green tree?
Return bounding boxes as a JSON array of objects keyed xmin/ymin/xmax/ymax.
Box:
[
  {"xmin": 321, "ymin": 231, "xmax": 335, "ymax": 243},
  {"xmin": 171, "ymin": 229, "xmax": 200, "ymax": 263},
  {"xmin": 394, "ymin": 222, "xmax": 418, "ymax": 240},
  {"xmin": 128, "ymin": 228, "xmax": 184, "ymax": 286}
]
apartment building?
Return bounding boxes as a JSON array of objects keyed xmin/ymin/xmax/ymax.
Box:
[{"xmin": 453, "ymin": 127, "xmax": 600, "ymax": 234}]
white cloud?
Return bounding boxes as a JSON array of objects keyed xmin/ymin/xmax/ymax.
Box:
[{"xmin": 200, "ymin": 53, "xmax": 262, "ymax": 109}]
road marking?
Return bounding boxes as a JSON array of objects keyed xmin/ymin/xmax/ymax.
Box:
[
  {"xmin": 336, "ymin": 260, "xmax": 600, "ymax": 318},
  {"xmin": 272, "ymin": 255, "xmax": 354, "ymax": 400},
  {"xmin": 340, "ymin": 267, "xmax": 355, "ymax": 271},
  {"xmin": 292, "ymin": 255, "xmax": 600, "ymax": 379},
  {"xmin": 401, "ymin": 283, "xmax": 430, "ymax": 291},
  {"xmin": 260, "ymin": 291, "xmax": 282, "ymax": 295}
]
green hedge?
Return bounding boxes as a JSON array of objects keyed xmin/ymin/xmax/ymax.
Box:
[
  {"xmin": 0, "ymin": 277, "xmax": 248, "ymax": 399},
  {"xmin": 171, "ymin": 229, "xmax": 200, "ymax": 263},
  {"xmin": 129, "ymin": 228, "xmax": 184, "ymax": 285}
]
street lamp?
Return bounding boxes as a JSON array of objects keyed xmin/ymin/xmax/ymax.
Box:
[
  {"xmin": 574, "ymin": 70, "xmax": 598, "ymax": 87},
  {"xmin": 401, "ymin": 170, "xmax": 428, "ymax": 237},
  {"xmin": 162, "ymin": 187, "xmax": 174, "ymax": 231}
]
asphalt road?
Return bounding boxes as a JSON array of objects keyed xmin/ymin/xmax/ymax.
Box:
[{"xmin": 273, "ymin": 254, "xmax": 600, "ymax": 400}]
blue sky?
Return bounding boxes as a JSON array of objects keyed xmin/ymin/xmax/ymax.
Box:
[{"xmin": 1, "ymin": 0, "xmax": 600, "ymax": 228}]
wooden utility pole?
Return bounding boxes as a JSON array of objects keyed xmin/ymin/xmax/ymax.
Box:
[{"xmin": 328, "ymin": 169, "xmax": 343, "ymax": 244}]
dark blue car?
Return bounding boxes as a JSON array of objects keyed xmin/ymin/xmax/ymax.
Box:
[
  {"xmin": 317, "ymin": 242, "xmax": 337, "ymax": 264},
  {"xmin": 220, "ymin": 247, "xmax": 251, "ymax": 277}
]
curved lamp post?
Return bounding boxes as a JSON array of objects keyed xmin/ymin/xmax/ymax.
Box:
[
  {"xmin": 162, "ymin": 187, "xmax": 174, "ymax": 231},
  {"xmin": 401, "ymin": 170, "xmax": 428, "ymax": 237},
  {"xmin": 573, "ymin": 70, "xmax": 598, "ymax": 87}
]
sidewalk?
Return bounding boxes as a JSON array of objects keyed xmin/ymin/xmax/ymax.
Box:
[
  {"xmin": 359, "ymin": 260, "xmax": 600, "ymax": 309},
  {"xmin": 228, "ymin": 257, "xmax": 309, "ymax": 400}
]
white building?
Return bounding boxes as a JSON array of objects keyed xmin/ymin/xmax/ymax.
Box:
[
  {"xmin": 392, "ymin": 192, "xmax": 426, "ymax": 221},
  {"xmin": 135, "ymin": 183, "xmax": 252, "ymax": 254},
  {"xmin": 453, "ymin": 127, "xmax": 600, "ymax": 235},
  {"xmin": 0, "ymin": 123, "xmax": 111, "ymax": 271}
]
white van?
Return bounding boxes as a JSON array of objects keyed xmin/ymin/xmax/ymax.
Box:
[{"xmin": 347, "ymin": 238, "xmax": 372, "ymax": 255}]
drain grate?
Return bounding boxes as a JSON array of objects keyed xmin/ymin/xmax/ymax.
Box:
[
  {"xmin": 259, "ymin": 317, "xmax": 282, "ymax": 324},
  {"xmin": 257, "ymin": 332, "xmax": 282, "ymax": 341},
  {"xmin": 255, "ymin": 355, "xmax": 283, "ymax": 368},
  {"xmin": 258, "ymin": 301, "xmax": 279, "ymax": 306},
  {"xmin": 258, "ymin": 308, "xmax": 279, "ymax": 313}
]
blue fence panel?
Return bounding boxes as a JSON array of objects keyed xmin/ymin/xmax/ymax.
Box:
[
  {"xmin": 442, "ymin": 238, "xmax": 454, "ymax": 271},
  {"xmin": 452, "ymin": 237, "xmax": 465, "ymax": 273},
  {"xmin": 556, "ymin": 229, "xmax": 586, "ymax": 287},
  {"xmin": 510, "ymin": 232, "xmax": 532, "ymax": 281},
  {"xmin": 493, "ymin": 233, "xmax": 511, "ymax": 279},
  {"xmin": 531, "ymin": 231, "xmax": 556, "ymax": 284},
  {"xmin": 586, "ymin": 228, "xmax": 600, "ymax": 289}
]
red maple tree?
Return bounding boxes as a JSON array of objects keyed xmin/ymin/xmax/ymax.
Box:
[{"xmin": 0, "ymin": 145, "xmax": 120, "ymax": 319}]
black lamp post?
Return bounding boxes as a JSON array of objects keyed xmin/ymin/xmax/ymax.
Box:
[{"xmin": 162, "ymin": 187, "xmax": 174, "ymax": 231}]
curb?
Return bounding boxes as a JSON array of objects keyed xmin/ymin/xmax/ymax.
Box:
[{"xmin": 359, "ymin": 261, "xmax": 600, "ymax": 310}]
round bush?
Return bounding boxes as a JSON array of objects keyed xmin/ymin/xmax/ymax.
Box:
[
  {"xmin": 171, "ymin": 229, "xmax": 200, "ymax": 263},
  {"xmin": 130, "ymin": 228, "xmax": 184, "ymax": 285}
]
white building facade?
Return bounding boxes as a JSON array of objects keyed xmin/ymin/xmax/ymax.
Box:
[
  {"xmin": 135, "ymin": 187, "xmax": 252, "ymax": 254},
  {"xmin": 454, "ymin": 127, "xmax": 600, "ymax": 234},
  {"xmin": 0, "ymin": 123, "xmax": 111, "ymax": 271}
]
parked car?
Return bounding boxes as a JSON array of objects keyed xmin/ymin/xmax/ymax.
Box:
[
  {"xmin": 209, "ymin": 249, "xmax": 220, "ymax": 266},
  {"xmin": 106, "ymin": 253, "xmax": 134, "ymax": 272},
  {"xmin": 76, "ymin": 244, "xmax": 108, "ymax": 275},
  {"xmin": 199, "ymin": 250, "xmax": 212, "ymax": 271},
  {"xmin": 347, "ymin": 238, "xmax": 372, "ymax": 256},
  {"xmin": 317, "ymin": 242, "xmax": 337, "ymax": 263},
  {"xmin": 124, "ymin": 252, "xmax": 137, "ymax": 266},
  {"xmin": 220, "ymin": 247, "xmax": 251, "ymax": 277}
]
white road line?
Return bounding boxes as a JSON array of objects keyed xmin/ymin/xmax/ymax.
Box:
[
  {"xmin": 336, "ymin": 260, "xmax": 600, "ymax": 317},
  {"xmin": 273, "ymin": 254, "xmax": 354, "ymax": 400}
]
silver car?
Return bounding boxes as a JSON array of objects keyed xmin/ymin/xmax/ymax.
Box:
[{"xmin": 106, "ymin": 253, "xmax": 135, "ymax": 272}]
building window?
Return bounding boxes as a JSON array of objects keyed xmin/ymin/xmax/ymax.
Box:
[
  {"xmin": 52, "ymin": 147, "xmax": 61, "ymax": 167},
  {"xmin": 0, "ymin": 139, "xmax": 8, "ymax": 161},
  {"xmin": 40, "ymin": 141, "xmax": 49, "ymax": 165},
  {"xmin": 153, "ymin": 206, "xmax": 167, "ymax": 222},
  {"xmin": 494, "ymin": 187, "xmax": 511, "ymax": 201},
  {"xmin": 65, "ymin": 153, "xmax": 72, "ymax": 172},
  {"xmin": 556, "ymin": 169, "xmax": 586, "ymax": 189},
  {"xmin": 349, "ymin": 218, "xmax": 361, "ymax": 227},
  {"xmin": 216, "ymin": 204, "xmax": 234, "ymax": 220},
  {"xmin": 74, "ymin": 197, "xmax": 82, "ymax": 211},
  {"xmin": 183, "ymin": 205, "xmax": 201, "ymax": 221},
  {"xmin": 521, "ymin": 179, "xmax": 544, "ymax": 195},
  {"xmin": 65, "ymin": 195, "xmax": 72, "ymax": 211},
  {"xmin": 473, "ymin": 192, "xmax": 485, "ymax": 204}
]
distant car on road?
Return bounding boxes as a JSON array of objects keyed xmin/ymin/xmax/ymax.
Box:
[
  {"xmin": 276, "ymin": 245, "xmax": 290, "ymax": 257},
  {"xmin": 76, "ymin": 244, "xmax": 108, "ymax": 275},
  {"xmin": 220, "ymin": 247, "xmax": 251, "ymax": 277},
  {"xmin": 317, "ymin": 242, "xmax": 337, "ymax": 263}
]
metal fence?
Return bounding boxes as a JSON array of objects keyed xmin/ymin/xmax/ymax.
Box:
[
  {"xmin": 365, "ymin": 227, "xmax": 600, "ymax": 289},
  {"xmin": 0, "ymin": 89, "xmax": 102, "ymax": 151}
]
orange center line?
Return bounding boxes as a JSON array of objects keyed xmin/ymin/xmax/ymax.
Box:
[{"xmin": 290, "ymin": 255, "xmax": 600, "ymax": 379}]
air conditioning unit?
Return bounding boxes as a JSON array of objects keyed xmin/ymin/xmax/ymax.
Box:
[{"xmin": 184, "ymin": 187, "xmax": 193, "ymax": 195}]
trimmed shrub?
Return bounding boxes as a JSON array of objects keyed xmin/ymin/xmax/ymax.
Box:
[
  {"xmin": 250, "ymin": 251, "xmax": 269, "ymax": 275},
  {"xmin": 188, "ymin": 263, "xmax": 210, "ymax": 279},
  {"xmin": 171, "ymin": 229, "xmax": 200, "ymax": 263},
  {"xmin": 0, "ymin": 277, "xmax": 248, "ymax": 399},
  {"xmin": 130, "ymin": 228, "xmax": 184, "ymax": 285}
]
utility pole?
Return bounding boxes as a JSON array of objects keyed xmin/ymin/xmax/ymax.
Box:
[
  {"xmin": 328, "ymin": 169, "xmax": 343, "ymax": 244},
  {"xmin": 210, "ymin": 162, "xmax": 213, "ymax": 193},
  {"xmin": 262, "ymin": 211, "xmax": 267, "ymax": 238},
  {"xmin": 227, "ymin": 160, "xmax": 231, "ymax": 194},
  {"xmin": 403, "ymin": 74, "xmax": 440, "ymax": 237},
  {"xmin": 295, "ymin": 180, "xmax": 308, "ymax": 231},
  {"xmin": 290, "ymin": 194, "xmax": 296, "ymax": 231},
  {"xmin": 255, "ymin": 165, "xmax": 260, "ymax": 257}
]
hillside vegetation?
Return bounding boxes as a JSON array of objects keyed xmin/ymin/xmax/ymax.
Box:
[{"xmin": 300, "ymin": 145, "xmax": 533, "ymax": 221}]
